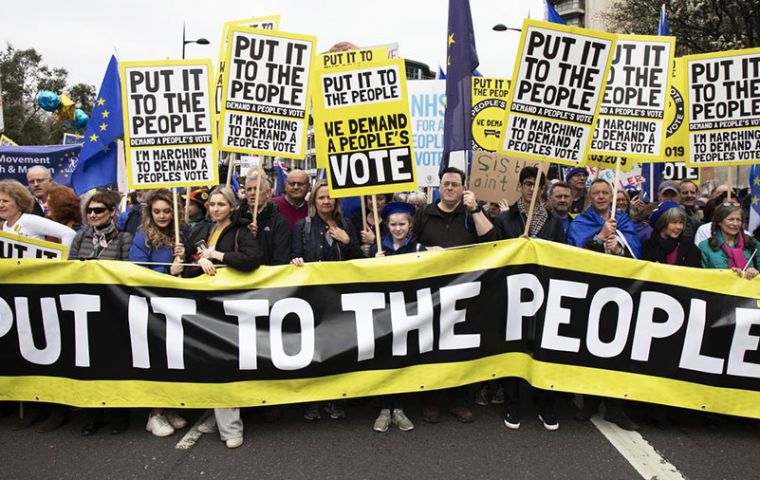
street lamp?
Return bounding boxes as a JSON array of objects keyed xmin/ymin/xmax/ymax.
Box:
[
  {"xmin": 492, "ymin": 24, "xmax": 522, "ymax": 33},
  {"xmin": 182, "ymin": 24, "xmax": 210, "ymax": 59}
]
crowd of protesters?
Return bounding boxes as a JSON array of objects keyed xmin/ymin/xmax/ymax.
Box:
[{"xmin": 1, "ymin": 160, "xmax": 758, "ymax": 448}]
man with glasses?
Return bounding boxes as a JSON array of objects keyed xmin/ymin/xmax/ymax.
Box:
[
  {"xmin": 413, "ymin": 166, "xmax": 496, "ymax": 425},
  {"xmin": 492, "ymin": 167, "xmax": 565, "ymax": 431},
  {"xmin": 273, "ymin": 169, "xmax": 310, "ymax": 230},
  {"xmin": 26, "ymin": 165, "xmax": 53, "ymax": 216}
]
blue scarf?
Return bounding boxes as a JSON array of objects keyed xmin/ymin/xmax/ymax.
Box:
[{"xmin": 567, "ymin": 208, "xmax": 641, "ymax": 258}]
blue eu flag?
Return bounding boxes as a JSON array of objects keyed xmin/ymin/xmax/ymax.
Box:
[
  {"xmin": 658, "ymin": 4, "xmax": 670, "ymax": 36},
  {"xmin": 71, "ymin": 55, "xmax": 123, "ymax": 195},
  {"xmin": 440, "ymin": 0, "xmax": 479, "ymax": 176},
  {"xmin": 545, "ymin": 0, "xmax": 567, "ymax": 24}
]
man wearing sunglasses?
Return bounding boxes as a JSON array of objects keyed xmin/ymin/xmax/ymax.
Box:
[{"xmin": 273, "ymin": 169, "xmax": 311, "ymax": 230}]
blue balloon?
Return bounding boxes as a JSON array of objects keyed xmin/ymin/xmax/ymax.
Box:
[
  {"xmin": 37, "ymin": 90, "xmax": 60, "ymax": 112},
  {"xmin": 72, "ymin": 109, "xmax": 89, "ymax": 130}
]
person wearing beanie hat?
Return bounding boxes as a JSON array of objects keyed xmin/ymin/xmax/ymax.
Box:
[
  {"xmin": 565, "ymin": 167, "xmax": 588, "ymax": 215},
  {"xmin": 183, "ymin": 188, "xmax": 209, "ymax": 229},
  {"xmin": 642, "ymin": 201, "xmax": 701, "ymax": 268},
  {"xmin": 367, "ymin": 200, "xmax": 424, "ymax": 434}
]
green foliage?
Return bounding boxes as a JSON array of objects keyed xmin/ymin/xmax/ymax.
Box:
[
  {"xmin": 605, "ymin": 0, "xmax": 760, "ymax": 56},
  {"xmin": 0, "ymin": 44, "xmax": 96, "ymax": 145}
]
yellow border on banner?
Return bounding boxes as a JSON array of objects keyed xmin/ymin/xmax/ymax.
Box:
[
  {"xmin": 684, "ymin": 47, "xmax": 760, "ymax": 167},
  {"xmin": 311, "ymin": 57, "xmax": 418, "ymax": 198},
  {"xmin": 2, "ymin": 353, "xmax": 759, "ymax": 418},
  {"xmin": 218, "ymin": 26, "xmax": 317, "ymax": 160},
  {"xmin": 120, "ymin": 59, "xmax": 219, "ymax": 190},
  {"xmin": 590, "ymin": 34, "xmax": 675, "ymax": 162},
  {"xmin": 228, "ymin": 15, "xmax": 280, "ymax": 30},
  {"xmin": 0, "ymin": 230, "xmax": 67, "ymax": 260},
  {"xmin": 498, "ymin": 18, "xmax": 617, "ymax": 167},
  {"xmin": 3, "ymin": 238, "xmax": 759, "ymax": 301}
]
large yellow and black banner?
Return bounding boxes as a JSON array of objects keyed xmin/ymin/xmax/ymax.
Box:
[{"xmin": 1, "ymin": 239, "xmax": 760, "ymax": 419}]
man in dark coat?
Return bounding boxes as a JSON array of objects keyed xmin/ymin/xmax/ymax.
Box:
[
  {"xmin": 239, "ymin": 173, "xmax": 292, "ymax": 266},
  {"xmin": 492, "ymin": 166, "xmax": 564, "ymax": 431},
  {"xmin": 413, "ymin": 166, "xmax": 496, "ymax": 425}
]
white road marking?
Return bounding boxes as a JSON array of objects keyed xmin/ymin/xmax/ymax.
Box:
[
  {"xmin": 174, "ymin": 414, "xmax": 209, "ymax": 450},
  {"xmin": 590, "ymin": 415, "xmax": 686, "ymax": 480}
]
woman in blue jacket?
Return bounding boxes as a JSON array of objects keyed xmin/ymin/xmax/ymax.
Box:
[{"xmin": 128, "ymin": 189, "xmax": 189, "ymax": 437}]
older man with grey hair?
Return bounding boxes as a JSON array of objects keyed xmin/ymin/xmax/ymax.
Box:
[{"xmin": 26, "ymin": 165, "xmax": 53, "ymax": 216}]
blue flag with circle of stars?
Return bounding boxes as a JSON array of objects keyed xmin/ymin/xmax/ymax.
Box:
[
  {"xmin": 439, "ymin": 0, "xmax": 479, "ymax": 176},
  {"xmin": 71, "ymin": 55, "xmax": 123, "ymax": 195}
]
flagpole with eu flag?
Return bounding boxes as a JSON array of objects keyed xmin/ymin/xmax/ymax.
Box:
[
  {"xmin": 439, "ymin": 0, "xmax": 479, "ymax": 179},
  {"xmin": 71, "ymin": 55, "xmax": 124, "ymax": 195},
  {"xmin": 641, "ymin": 4, "xmax": 670, "ymax": 201}
]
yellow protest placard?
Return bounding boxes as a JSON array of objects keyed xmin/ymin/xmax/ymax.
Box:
[
  {"xmin": 0, "ymin": 231, "xmax": 67, "ymax": 260},
  {"xmin": 312, "ymin": 55, "xmax": 417, "ymax": 197},
  {"xmin": 120, "ymin": 59, "xmax": 218, "ymax": 190},
  {"xmin": 498, "ymin": 19, "xmax": 616, "ymax": 167},
  {"xmin": 685, "ymin": 47, "xmax": 760, "ymax": 167},
  {"xmin": 590, "ymin": 34, "xmax": 674, "ymax": 161},
  {"xmin": 219, "ymin": 26, "xmax": 316, "ymax": 159},
  {"xmin": 471, "ymin": 77, "xmax": 510, "ymax": 152}
]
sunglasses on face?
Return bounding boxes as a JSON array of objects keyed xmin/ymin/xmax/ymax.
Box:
[
  {"xmin": 721, "ymin": 202, "xmax": 740, "ymax": 207},
  {"xmin": 86, "ymin": 207, "xmax": 108, "ymax": 214}
]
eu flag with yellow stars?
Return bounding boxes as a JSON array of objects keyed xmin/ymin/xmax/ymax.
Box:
[
  {"xmin": 71, "ymin": 55, "xmax": 123, "ymax": 195},
  {"xmin": 749, "ymin": 164, "xmax": 760, "ymax": 235},
  {"xmin": 440, "ymin": 0, "xmax": 479, "ymax": 176}
]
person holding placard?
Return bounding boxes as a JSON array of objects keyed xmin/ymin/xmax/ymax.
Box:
[
  {"xmin": 126, "ymin": 189, "xmax": 189, "ymax": 437},
  {"xmin": 355, "ymin": 194, "xmax": 391, "ymax": 257},
  {"xmin": 492, "ymin": 167, "xmax": 565, "ymax": 431},
  {"xmin": 368, "ymin": 201, "xmax": 425, "ymax": 433},
  {"xmin": 567, "ymin": 179, "xmax": 641, "ymax": 259},
  {"xmin": 290, "ymin": 179, "xmax": 362, "ymax": 421},
  {"xmin": 68, "ymin": 190, "xmax": 133, "ymax": 436},
  {"xmin": 182, "ymin": 188, "xmax": 210, "ymax": 230},
  {"xmin": 698, "ymin": 202, "xmax": 760, "ymax": 279},
  {"xmin": 0, "ymin": 179, "xmax": 76, "ymax": 249},
  {"xmin": 175, "ymin": 185, "xmax": 262, "ymax": 449},
  {"xmin": 567, "ymin": 179, "xmax": 641, "ymax": 431},
  {"xmin": 412, "ymin": 166, "xmax": 496, "ymax": 424},
  {"xmin": 239, "ymin": 173, "xmax": 291, "ymax": 266}
]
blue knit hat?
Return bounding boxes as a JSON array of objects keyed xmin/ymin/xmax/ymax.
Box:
[
  {"xmin": 649, "ymin": 201, "xmax": 680, "ymax": 227},
  {"xmin": 565, "ymin": 167, "xmax": 588, "ymax": 182},
  {"xmin": 381, "ymin": 201, "xmax": 416, "ymax": 219}
]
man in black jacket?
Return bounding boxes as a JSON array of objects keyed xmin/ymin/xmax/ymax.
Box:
[
  {"xmin": 493, "ymin": 166, "xmax": 565, "ymax": 432},
  {"xmin": 240, "ymin": 173, "xmax": 292, "ymax": 265},
  {"xmin": 413, "ymin": 167, "xmax": 496, "ymax": 425}
]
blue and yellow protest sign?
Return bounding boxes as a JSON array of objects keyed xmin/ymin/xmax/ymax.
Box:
[{"xmin": 498, "ymin": 19, "xmax": 616, "ymax": 166}]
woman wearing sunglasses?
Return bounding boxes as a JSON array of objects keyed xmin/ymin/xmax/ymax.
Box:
[
  {"xmin": 68, "ymin": 190, "xmax": 133, "ymax": 436},
  {"xmin": 698, "ymin": 202, "xmax": 760, "ymax": 279}
]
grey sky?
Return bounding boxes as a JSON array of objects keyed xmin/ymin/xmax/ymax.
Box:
[{"xmin": 3, "ymin": 0, "xmax": 543, "ymax": 87}]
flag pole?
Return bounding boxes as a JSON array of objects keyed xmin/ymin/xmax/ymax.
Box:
[
  {"xmin": 252, "ymin": 164, "xmax": 264, "ymax": 227},
  {"xmin": 360, "ymin": 195, "xmax": 367, "ymax": 232},
  {"xmin": 372, "ymin": 195, "xmax": 382, "ymax": 255},
  {"xmin": 523, "ymin": 168, "xmax": 543, "ymax": 238},
  {"xmin": 172, "ymin": 188, "xmax": 181, "ymax": 245},
  {"xmin": 611, "ymin": 157, "xmax": 622, "ymax": 215}
]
